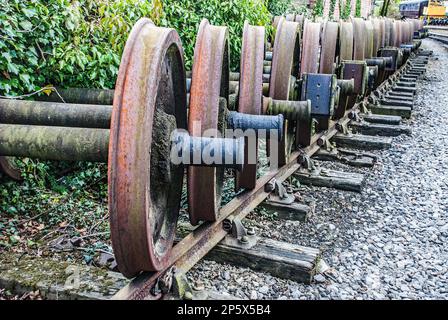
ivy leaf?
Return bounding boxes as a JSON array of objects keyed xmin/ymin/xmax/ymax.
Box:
[
  {"xmin": 19, "ymin": 73, "xmax": 31, "ymax": 85},
  {"xmin": 7, "ymin": 63, "xmax": 19, "ymax": 75},
  {"xmin": 19, "ymin": 20, "xmax": 33, "ymax": 31}
]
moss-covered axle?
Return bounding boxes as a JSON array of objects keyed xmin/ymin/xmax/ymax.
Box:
[{"xmin": 0, "ymin": 99, "xmax": 112, "ymax": 129}]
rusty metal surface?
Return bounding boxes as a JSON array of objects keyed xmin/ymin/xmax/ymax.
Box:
[
  {"xmin": 269, "ymin": 17, "xmax": 300, "ymax": 166},
  {"xmin": 339, "ymin": 21, "xmax": 353, "ymax": 61},
  {"xmin": 364, "ymin": 20, "xmax": 374, "ymax": 59},
  {"xmin": 319, "ymin": 21, "xmax": 339, "ymax": 74},
  {"xmin": 394, "ymin": 21, "xmax": 401, "ymax": 47},
  {"xmin": 384, "ymin": 18, "xmax": 392, "ymax": 47},
  {"xmin": 236, "ymin": 22, "xmax": 265, "ymax": 190},
  {"xmin": 372, "ymin": 18, "xmax": 381, "ymax": 57},
  {"xmin": 295, "ymin": 14, "xmax": 305, "ymax": 33},
  {"xmin": 0, "ymin": 157, "xmax": 21, "ymax": 180},
  {"xmin": 272, "ymin": 16, "xmax": 282, "ymax": 30},
  {"xmin": 300, "ymin": 20, "xmax": 321, "ymax": 76},
  {"xmin": 352, "ymin": 18, "xmax": 366, "ymax": 60},
  {"xmin": 269, "ymin": 18, "xmax": 300, "ymax": 99},
  {"xmin": 379, "ymin": 18, "xmax": 386, "ymax": 49},
  {"xmin": 108, "ymin": 18, "xmax": 187, "ymax": 277},
  {"xmin": 188, "ymin": 19, "xmax": 229, "ymax": 225},
  {"xmin": 285, "ymin": 14, "xmax": 295, "ymax": 21}
]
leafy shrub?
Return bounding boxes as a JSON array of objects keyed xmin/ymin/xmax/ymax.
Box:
[
  {"xmin": 266, "ymin": 0, "xmax": 292, "ymax": 16},
  {"xmin": 356, "ymin": 0, "xmax": 361, "ymax": 17},
  {"xmin": 313, "ymin": 0, "xmax": 324, "ymax": 17},
  {"xmin": 266, "ymin": 0, "xmax": 308, "ymax": 17},
  {"xmin": 0, "ymin": 0, "xmax": 155, "ymax": 96},
  {"xmin": 340, "ymin": 0, "xmax": 352, "ymax": 19},
  {"xmin": 161, "ymin": 0, "xmax": 272, "ymax": 71},
  {"xmin": 0, "ymin": 0, "xmax": 273, "ymax": 96}
]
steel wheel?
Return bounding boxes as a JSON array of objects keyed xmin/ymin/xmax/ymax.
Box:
[
  {"xmin": 300, "ymin": 19, "xmax": 321, "ymax": 76},
  {"xmin": 108, "ymin": 18, "xmax": 187, "ymax": 277},
  {"xmin": 352, "ymin": 18, "xmax": 366, "ymax": 60},
  {"xmin": 0, "ymin": 157, "xmax": 22, "ymax": 181},
  {"xmin": 372, "ymin": 18, "xmax": 381, "ymax": 57},
  {"xmin": 188, "ymin": 19, "xmax": 229, "ymax": 225},
  {"xmin": 269, "ymin": 17, "xmax": 300, "ymax": 166},
  {"xmin": 339, "ymin": 21, "xmax": 354, "ymax": 61},
  {"xmin": 235, "ymin": 22, "xmax": 265, "ymax": 190},
  {"xmin": 364, "ymin": 20, "xmax": 374, "ymax": 59},
  {"xmin": 319, "ymin": 21, "xmax": 339, "ymax": 74}
]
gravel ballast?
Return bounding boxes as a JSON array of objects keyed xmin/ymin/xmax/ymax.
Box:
[{"xmin": 187, "ymin": 39, "xmax": 448, "ymax": 300}]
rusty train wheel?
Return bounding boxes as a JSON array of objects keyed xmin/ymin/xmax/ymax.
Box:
[
  {"xmin": 334, "ymin": 21, "xmax": 354, "ymax": 120},
  {"xmin": 379, "ymin": 18, "xmax": 386, "ymax": 50},
  {"xmin": 389, "ymin": 19, "xmax": 396, "ymax": 47},
  {"xmin": 364, "ymin": 20, "xmax": 374, "ymax": 59},
  {"xmin": 188, "ymin": 19, "xmax": 229, "ymax": 225},
  {"xmin": 285, "ymin": 14, "xmax": 295, "ymax": 21},
  {"xmin": 372, "ymin": 18, "xmax": 381, "ymax": 57},
  {"xmin": 273, "ymin": 16, "xmax": 283, "ymax": 30},
  {"xmin": 300, "ymin": 20, "xmax": 321, "ymax": 76},
  {"xmin": 339, "ymin": 21, "xmax": 354, "ymax": 61},
  {"xmin": 235, "ymin": 22, "xmax": 265, "ymax": 190},
  {"xmin": 0, "ymin": 157, "xmax": 22, "ymax": 181},
  {"xmin": 269, "ymin": 17, "xmax": 300, "ymax": 166},
  {"xmin": 352, "ymin": 18, "xmax": 366, "ymax": 60},
  {"xmin": 394, "ymin": 21, "xmax": 401, "ymax": 47},
  {"xmin": 295, "ymin": 14, "xmax": 305, "ymax": 34},
  {"xmin": 319, "ymin": 21, "xmax": 339, "ymax": 74},
  {"xmin": 109, "ymin": 18, "xmax": 187, "ymax": 278}
]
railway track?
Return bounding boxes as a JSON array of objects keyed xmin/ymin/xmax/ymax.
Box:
[
  {"xmin": 428, "ymin": 32, "xmax": 448, "ymax": 44},
  {"xmin": 0, "ymin": 16, "xmax": 431, "ymax": 300}
]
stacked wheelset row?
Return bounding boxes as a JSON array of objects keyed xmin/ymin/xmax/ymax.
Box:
[{"xmin": 0, "ymin": 15, "xmax": 424, "ymax": 279}]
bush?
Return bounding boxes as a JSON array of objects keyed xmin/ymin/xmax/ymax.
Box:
[
  {"xmin": 266, "ymin": 0, "xmax": 308, "ymax": 16},
  {"xmin": 161, "ymin": 0, "xmax": 272, "ymax": 71},
  {"xmin": 0, "ymin": 0, "xmax": 273, "ymax": 96},
  {"xmin": 0, "ymin": 0, "xmax": 156, "ymax": 95}
]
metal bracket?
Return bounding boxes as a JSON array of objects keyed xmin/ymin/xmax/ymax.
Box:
[
  {"xmin": 360, "ymin": 101, "xmax": 370, "ymax": 114},
  {"xmin": 348, "ymin": 110, "xmax": 363, "ymax": 122},
  {"xmin": 265, "ymin": 178, "xmax": 295, "ymax": 205},
  {"xmin": 298, "ymin": 152, "xmax": 318, "ymax": 173},
  {"xmin": 338, "ymin": 148, "xmax": 378, "ymax": 162},
  {"xmin": 223, "ymin": 216, "xmax": 247, "ymax": 239},
  {"xmin": 301, "ymin": 73, "xmax": 337, "ymax": 117},
  {"xmin": 336, "ymin": 122, "xmax": 350, "ymax": 135}
]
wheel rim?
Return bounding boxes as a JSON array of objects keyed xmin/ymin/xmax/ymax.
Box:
[
  {"xmin": 0, "ymin": 157, "xmax": 22, "ymax": 181},
  {"xmin": 236, "ymin": 22, "xmax": 265, "ymax": 190},
  {"xmin": 188, "ymin": 19, "xmax": 229, "ymax": 225},
  {"xmin": 109, "ymin": 18, "xmax": 187, "ymax": 277},
  {"xmin": 300, "ymin": 19, "xmax": 321, "ymax": 76},
  {"xmin": 319, "ymin": 21, "xmax": 339, "ymax": 74},
  {"xmin": 352, "ymin": 18, "xmax": 366, "ymax": 60},
  {"xmin": 269, "ymin": 17, "xmax": 300, "ymax": 166},
  {"xmin": 339, "ymin": 21, "xmax": 354, "ymax": 61}
]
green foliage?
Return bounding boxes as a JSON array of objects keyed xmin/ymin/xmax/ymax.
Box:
[
  {"xmin": 329, "ymin": 0, "xmax": 336, "ymax": 19},
  {"xmin": 340, "ymin": 0, "xmax": 352, "ymax": 20},
  {"xmin": 313, "ymin": 0, "xmax": 324, "ymax": 18},
  {"xmin": 266, "ymin": 0, "xmax": 291, "ymax": 16},
  {"xmin": 0, "ymin": 160, "xmax": 108, "ymax": 249},
  {"xmin": 161, "ymin": 0, "xmax": 272, "ymax": 71},
  {"xmin": 0, "ymin": 0, "xmax": 154, "ymax": 96},
  {"xmin": 0, "ymin": 0, "xmax": 273, "ymax": 97},
  {"xmin": 356, "ymin": 0, "xmax": 361, "ymax": 17}
]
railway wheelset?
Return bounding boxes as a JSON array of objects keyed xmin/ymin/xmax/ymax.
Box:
[{"xmin": 0, "ymin": 15, "xmax": 430, "ymax": 299}]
